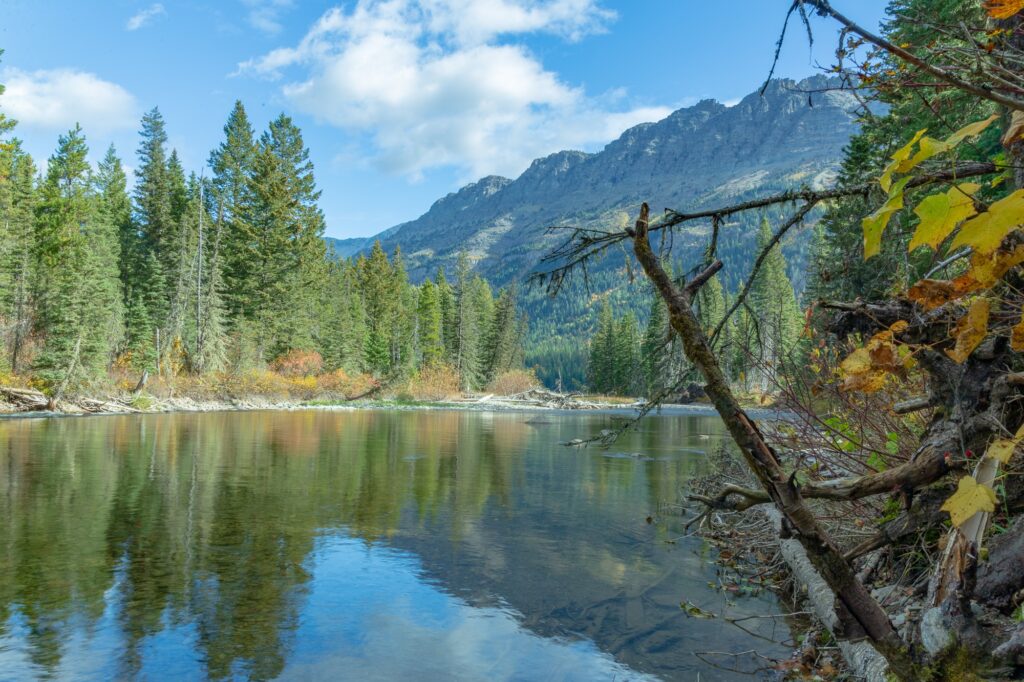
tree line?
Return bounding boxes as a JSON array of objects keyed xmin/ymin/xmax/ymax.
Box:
[
  {"xmin": 0, "ymin": 90, "xmax": 526, "ymax": 395},
  {"xmin": 587, "ymin": 218, "xmax": 802, "ymax": 397}
]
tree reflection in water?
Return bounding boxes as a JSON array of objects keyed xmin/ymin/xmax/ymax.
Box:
[{"xmin": 0, "ymin": 409, "xmax": 790, "ymax": 680}]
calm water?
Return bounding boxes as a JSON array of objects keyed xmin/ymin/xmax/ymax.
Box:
[{"xmin": 0, "ymin": 408, "xmax": 791, "ymax": 681}]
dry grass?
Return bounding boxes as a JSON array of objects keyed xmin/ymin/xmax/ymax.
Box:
[
  {"xmin": 394, "ymin": 364, "xmax": 461, "ymax": 401},
  {"xmin": 484, "ymin": 369, "xmax": 539, "ymax": 396}
]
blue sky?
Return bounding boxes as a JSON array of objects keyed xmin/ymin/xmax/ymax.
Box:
[{"xmin": 0, "ymin": 0, "xmax": 889, "ymax": 239}]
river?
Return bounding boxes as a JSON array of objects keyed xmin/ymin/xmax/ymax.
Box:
[{"xmin": 0, "ymin": 408, "xmax": 792, "ymax": 680}]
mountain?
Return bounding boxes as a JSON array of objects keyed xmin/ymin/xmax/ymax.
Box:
[
  {"xmin": 361, "ymin": 76, "xmax": 860, "ymax": 287},
  {"xmin": 325, "ymin": 236, "xmax": 371, "ymax": 258},
  {"xmin": 340, "ymin": 76, "xmax": 863, "ymax": 387}
]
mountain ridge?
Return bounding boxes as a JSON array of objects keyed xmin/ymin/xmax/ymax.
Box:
[{"xmin": 348, "ymin": 75, "xmax": 860, "ymax": 288}]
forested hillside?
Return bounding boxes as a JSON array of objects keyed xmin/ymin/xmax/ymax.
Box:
[{"xmin": 0, "ymin": 89, "xmax": 526, "ymax": 398}]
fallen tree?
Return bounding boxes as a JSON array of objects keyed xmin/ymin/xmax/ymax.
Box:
[{"xmin": 533, "ymin": 3, "xmax": 1024, "ymax": 677}]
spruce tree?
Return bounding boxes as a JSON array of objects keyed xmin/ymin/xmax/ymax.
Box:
[
  {"xmin": 0, "ymin": 141, "xmax": 37, "ymax": 372},
  {"xmin": 416, "ymin": 279, "xmax": 444, "ymax": 367},
  {"xmin": 209, "ymin": 100, "xmax": 258, "ymax": 325},
  {"xmin": 33, "ymin": 126, "xmax": 121, "ymax": 393},
  {"xmin": 452, "ymin": 252, "xmax": 481, "ymax": 390},
  {"xmin": 750, "ymin": 217, "xmax": 802, "ymax": 389},
  {"xmin": 131, "ymin": 108, "xmax": 175, "ymax": 354}
]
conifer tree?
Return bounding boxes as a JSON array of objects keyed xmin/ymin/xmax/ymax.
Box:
[
  {"xmin": 436, "ymin": 267, "xmax": 457, "ymax": 364},
  {"xmin": 453, "ymin": 252, "xmax": 481, "ymax": 390},
  {"xmin": 641, "ymin": 293, "xmax": 669, "ymax": 397},
  {"xmin": 416, "ymin": 280, "xmax": 444, "ymax": 367},
  {"xmin": 209, "ymin": 100, "xmax": 258, "ymax": 325},
  {"xmin": 33, "ymin": 126, "xmax": 121, "ymax": 393},
  {"xmin": 483, "ymin": 285, "xmax": 523, "ymax": 382},
  {"xmin": 612, "ymin": 313, "xmax": 641, "ymax": 396},
  {"xmin": 0, "ymin": 141, "xmax": 37, "ymax": 372},
  {"xmin": 588, "ymin": 299, "xmax": 615, "ymax": 394},
  {"xmin": 750, "ymin": 217, "xmax": 802, "ymax": 389}
]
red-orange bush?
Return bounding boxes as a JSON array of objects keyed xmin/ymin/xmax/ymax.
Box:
[
  {"xmin": 270, "ymin": 350, "xmax": 323, "ymax": 377},
  {"xmin": 318, "ymin": 369, "xmax": 377, "ymax": 399}
]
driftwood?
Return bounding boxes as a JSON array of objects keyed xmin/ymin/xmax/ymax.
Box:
[
  {"xmin": 460, "ymin": 388, "xmax": 638, "ymax": 410},
  {"xmin": 0, "ymin": 386, "xmax": 50, "ymax": 411},
  {"xmin": 0, "ymin": 386, "xmax": 143, "ymax": 414}
]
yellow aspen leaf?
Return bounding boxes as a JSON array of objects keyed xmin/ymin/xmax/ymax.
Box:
[
  {"xmin": 839, "ymin": 331, "xmax": 908, "ymax": 393},
  {"xmin": 840, "ymin": 347, "xmax": 872, "ymax": 375},
  {"xmin": 880, "ymin": 129, "xmax": 926, "ymax": 192},
  {"xmin": 889, "ymin": 320, "xmax": 910, "ymax": 334},
  {"xmin": 965, "ymin": 244, "xmax": 1024, "ymax": 287},
  {"xmin": 987, "ymin": 438, "xmax": 1017, "ymax": 464},
  {"xmin": 896, "ymin": 136, "xmax": 952, "ymax": 173},
  {"xmin": 863, "ymin": 176, "xmax": 911, "ymax": 259},
  {"xmin": 949, "ymin": 189, "xmax": 1024, "ymax": 255},
  {"xmin": 842, "ymin": 370, "xmax": 887, "ymax": 393},
  {"xmin": 1015, "ymin": 422, "xmax": 1024, "ymax": 442},
  {"xmin": 944, "ymin": 114, "xmax": 999, "ymax": 146},
  {"xmin": 1012, "ymin": 312, "xmax": 1024, "ymax": 351},
  {"xmin": 945, "ymin": 298, "xmax": 990, "ymax": 363},
  {"xmin": 985, "ymin": 0, "xmax": 1024, "ymax": 19},
  {"xmin": 909, "ymin": 183, "xmax": 980, "ymax": 251},
  {"xmin": 1003, "ymin": 111, "xmax": 1024, "ymax": 147},
  {"xmin": 941, "ymin": 475, "xmax": 997, "ymax": 528}
]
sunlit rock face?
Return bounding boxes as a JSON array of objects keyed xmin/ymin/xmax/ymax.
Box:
[{"xmin": 359, "ymin": 76, "xmax": 862, "ymax": 286}]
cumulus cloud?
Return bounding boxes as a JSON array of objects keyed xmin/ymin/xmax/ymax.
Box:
[
  {"xmin": 0, "ymin": 68, "xmax": 138, "ymax": 136},
  {"xmin": 243, "ymin": 0, "xmax": 295, "ymax": 35},
  {"xmin": 126, "ymin": 3, "xmax": 166, "ymax": 31},
  {"xmin": 237, "ymin": 0, "xmax": 669, "ymax": 179}
]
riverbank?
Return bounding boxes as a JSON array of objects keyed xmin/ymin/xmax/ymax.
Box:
[{"xmin": 0, "ymin": 385, "xmax": 650, "ymax": 417}]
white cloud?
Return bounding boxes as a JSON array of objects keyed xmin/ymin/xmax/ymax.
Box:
[
  {"xmin": 237, "ymin": 0, "xmax": 669, "ymax": 180},
  {"xmin": 243, "ymin": 0, "xmax": 295, "ymax": 35},
  {"xmin": 126, "ymin": 3, "xmax": 166, "ymax": 31},
  {"xmin": 0, "ymin": 68, "xmax": 138, "ymax": 137}
]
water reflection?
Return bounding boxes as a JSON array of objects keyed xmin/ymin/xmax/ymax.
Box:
[{"xmin": 0, "ymin": 409, "xmax": 789, "ymax": 680}]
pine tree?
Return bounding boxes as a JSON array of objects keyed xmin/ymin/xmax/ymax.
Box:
[
  {"xmin": 436, "ymin": 267, "xmax": 457, "ymax": 364},
  {"xmin": 482, "ymin": 285, "xmax": 523, "ymax": 382},
  {"xmin": 0, "ymin": 141, "xmax": 37, "ymax": 372},
  {"xmin": 389, "ymin": 247, "xmax": 416, "ymax": 375},
  {"xmin": 452, "ymin": 252, "xmax": 481, "ymax": 390},
  {"xmin": 32, "ymin": 126, "xmax": 121, "ymax": 393},
  {"xmin": 131, "ymin": 108, "xmax": 174, "ymax": 353},
  {"xmin": 750, "ymin": 217, "xmax": 802, "ymax": 389},
  {"xmin": 209, "ymin": 100, "xmax": 258, "ymax": 325},
  {"xmin": 416, "ymin": 279, "xmax": 444, "ymax": 367},
  {"xmin": 588, "ymin": 299, "xmax": 615, "ymax": 394},
  {"xmin": 641, "ymin": 292, "xmax": 669, "ymax": 397},
  {"xmin": 612, "ymin": 313, "xmax": 641, "ymax": 396}
]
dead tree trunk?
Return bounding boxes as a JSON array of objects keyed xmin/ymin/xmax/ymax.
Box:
[{"xmin": 629, "ymin": 203, "xmax": 919, "ymax": 679}]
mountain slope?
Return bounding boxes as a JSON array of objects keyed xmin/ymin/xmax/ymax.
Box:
[
  {"xmin": 366, "ymin": 76, "xmax": 860, "ymax": 287},
  {"xmin": 347, "ymin": 76, "xmax": 863, "ymax": 387}
]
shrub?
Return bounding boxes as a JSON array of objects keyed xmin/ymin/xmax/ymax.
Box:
[
  {"xmin": 318, "ymin": 369, "xmax": 377, "ymax": 399},
  {"xmin": 270, "ymin": 349, "xmax": 323, "ymax": 377},
  {"xmin": 399, "ymin": 363, "xmax": 461, "ymax": 401},
  {"xmin": 485, "ymin": 369, "xmax": 538, "ymax": 396}
]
